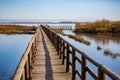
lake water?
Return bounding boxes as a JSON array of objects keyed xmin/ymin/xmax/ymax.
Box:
[
  {"xmin": 1, "ymin": 23, "xmax": 119, "ymax": 80},
  {"xmin": 47, "ymin": 24, "xmax": 120, "ymax": 80},
  {"xmin": 62, "ymin": 31, "xmax": 120, "ymax": 80},
  {"xmin": 0, "ymin": 34, "xmax": 33, "ymax": 80}
]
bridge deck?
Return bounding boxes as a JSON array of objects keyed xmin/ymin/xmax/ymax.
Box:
[{"xmin": 31, "ymin": 27, "xmax": 72, "ymax": 80}]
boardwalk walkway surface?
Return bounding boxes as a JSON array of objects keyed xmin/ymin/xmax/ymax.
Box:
[{"xmin": 31, "ymin": 27, "xmax": 72, "ymax": 80}]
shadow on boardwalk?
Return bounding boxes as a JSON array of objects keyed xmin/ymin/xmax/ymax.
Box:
[{"xmin": 41, "ymin": 30, "xmax": 54, "ymax": 80}]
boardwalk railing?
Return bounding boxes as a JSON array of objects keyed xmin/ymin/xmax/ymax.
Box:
[
  {"xmin": 45, "ymin": 25, "xmax": 73, "ymax": 30},
  {"xmin": 41, "ymin": 25, "xmax": 120, "ymax": 80},
  {"xmin": 13, "ymin": 27, "xmax": 40, "ymax": 80}
]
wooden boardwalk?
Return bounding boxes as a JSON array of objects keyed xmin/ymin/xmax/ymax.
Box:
[
  {"xmin": 13, "ymin": 26, "xmax": 120, "ymax": 80},
  {"xmin": 31, "ymin": 27, "xmax": 72, "ymax": 80}
]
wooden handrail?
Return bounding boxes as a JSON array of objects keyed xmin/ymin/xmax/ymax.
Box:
[
  {"xmin": 45, "ymin": 25, "xmax": 73, "ymax": 30},
  {"xmin": 13, "ymin": 27, "xmax": 40, "ymax": 80},
  {"xmin": 41, "ymin": 25, "xmax": 120, "ymax": 80}
]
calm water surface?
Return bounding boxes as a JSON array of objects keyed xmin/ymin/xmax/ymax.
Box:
[
  {"xmin": 0, "ymin": 34, "xmax": 33, "ymax": 80},
  {"xmin": 62, "ymin": 30, "xmax": 120, "ymax": 79}
]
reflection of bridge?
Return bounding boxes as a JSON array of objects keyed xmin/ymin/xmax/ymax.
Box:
[{"xmin": 13, "ymin": 25, "xmax": 120, "ymax": 80}]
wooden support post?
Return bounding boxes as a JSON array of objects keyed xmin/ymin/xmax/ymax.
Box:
[
  {"xmin": 51, "ymin": 32, "xmax": 53, "ymax": 43},
  {"xmin": 54, "ymin": 34, "xmax": 57, "ymax": 48},
  {"xmin": 98, "ymin": 68, "xmax": 106, "ymax": 80},
  {"xmin": 72, "ymin": 49, "xmax": 76, "ymax": 80},
  {"xmin": 66, "ymin": 44, "xmax": 70, "ymax": 72},
  {"xmin": 28, "ymin": 53, "xmax": 31, "ymax": 79},
  {"xmin": 57, "ymin": 37, "xmax": 60, "ymax": 55},
  {"xmin": 32, "ymin": 42, "xmax": 35, "ymax": 63},
  {"xmin": 21, "ymin": 72, "xmax": 25, "ymax": 80},
  {"xmin": 26, "ymin": 60, "xmax": 29, "ymax": 80},
  {"xmin": 50, "ymin": 31, "xmax": 52, "ymax": 42},
  {"xmin": 59, "ymin": 40, "xmax": 62, "ymax": 59},
  {"xmin": 56, "ymin": 36, "xmax": 59, "ymax": 54},
  {"xmin": 24, "ymin": 62, "xmax": 28, "ymax": 80},
  {"xmin": 81, "ymin": 55, "xmax": 87, "ymax": 80},
  {"xmin": 62, "ymin": 41, "xmax": 65, "ymax": 65}
]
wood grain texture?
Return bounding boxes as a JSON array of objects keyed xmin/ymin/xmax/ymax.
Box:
[{"xmin": 31, "ymin": 27, "xmax": 72, "ymax": 80}]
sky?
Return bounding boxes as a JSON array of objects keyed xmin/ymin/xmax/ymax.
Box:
[{"xmin": 0, "ymin": 0, "xmax": 120, "ymax": 21}]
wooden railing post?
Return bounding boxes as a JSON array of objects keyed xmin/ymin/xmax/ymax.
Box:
[
  {"xmin": 81, "ymin": 55, "xmax": 87, "ymax": 80},
  {"xmin": 28, "ymin": 54, "xmax": 31, "ymax": 79},
  {"xmin": 26, "ymin": 60, "xmax": 29, "ymax": 80},
  {"xmin": 72, "ymin": 49, "xmax": 76, "ymax": 80},
  {"xmin": 66, "ymin": 44, "xmax": 70, "ymax": 72},
  {"xmin": 59, "ymin": 40, "xmax": 62, "ymax": 59},
  {"xmin": 98, "ymin": 68, "xmax": 106, "ymax": 80},
  {"xmin": 57, "ymin": 36, "xmax": 59, "ymax": 55},
  {"xmin": 24, "ymin": 61, "xmax": 28, "ymax": 80},
  {"xmin": 57, "ymin": 37, "xmax": 60, "ymax": 55},
  {"xmin": 51, "ymin": 32, "xmax": 53, "ymax": 43},
  {"xmin": 31, "ymin": 42, "xmax": 35, "ymax": 63},
  {"xmin": 62, "ymin": 41, "xmax": 65, "ymax": 65},
  {"xmin": 54, "ymin": 34, "xmax": 57, "ymax": 49},
  {"xmin": 21, "ymin": 72, "xmax": 25, "ymax": 80}
]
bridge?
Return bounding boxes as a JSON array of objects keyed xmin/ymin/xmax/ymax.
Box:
[
  {"xmin": 13, "ymin": 25, "xmax": 120, "ymax": 80},
  {"xmin": 45, "ymin": 25, "xmax": 73, "ymax": 30}
]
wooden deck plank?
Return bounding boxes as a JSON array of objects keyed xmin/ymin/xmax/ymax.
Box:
[{"xmin": 31, "ymin": 27, "xmax": 72, "ymax": 80}]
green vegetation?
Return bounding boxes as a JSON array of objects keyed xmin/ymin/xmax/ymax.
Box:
[
  {"xmin": 0, "ymin": 24, "xmax": 36, "ymax": 34},
  {"xmin": 74, "ymin": 19, "xmax": 120, "ymax": 33}
]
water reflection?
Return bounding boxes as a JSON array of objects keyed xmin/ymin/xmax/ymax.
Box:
[
  {"xmin": 75, "ymin": 33, "xmax": 120, "ymax": 59},
  {"xmin": 75, "ymin": 33, "xmax": 120, "ymax": 45},
  {"xmin": 104, "ymin": 49, "xmax": 120, "ymax": 59},
  {"xmin": 62, "ymin": 30, "xmax": 120, "ymax": 76}
]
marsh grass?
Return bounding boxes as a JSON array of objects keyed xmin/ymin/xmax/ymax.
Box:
[
  {"xmin": 97, "ymin": 46, "xmax": 102, "ymax": 50},
  {"xmin": 104, "ymin": 49, "xmax": 120, "ymax": 58},
  {"xmin": 0, "ymin": 24, "xmax": 36, "ymax": 34},
  {"xmin": 68, "ymin": 35, "xmax": 91, "ymax": 45},
  {"xmin": 52, "ymin": 29, "xmax": 91, "ymax": 45},
  {"xmin": 74, "ymin": 19, "xmax": 120, "ymax": 33}
]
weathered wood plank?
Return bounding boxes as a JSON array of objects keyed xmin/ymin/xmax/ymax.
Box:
[{"xmin": 31, "ymin": 27, "xmax": 72, "ymax": 80}]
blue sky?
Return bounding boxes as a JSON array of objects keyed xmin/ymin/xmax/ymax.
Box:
[{"xmin": 0, "ymin": 0, "xmax": 120, "ymax": 21}]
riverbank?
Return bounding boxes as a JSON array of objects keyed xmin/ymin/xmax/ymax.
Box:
[
  {"xmin": 0, "ymin": 24, "xmax": 37, "ymax": 34},
  {"xmin": 74, "ymin": 19, "xmax": 120, "ymax": 33}
]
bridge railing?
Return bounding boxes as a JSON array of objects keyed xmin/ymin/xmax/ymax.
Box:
[
  {"xmin": 13, "ymin": 27, "xmax": 40, "ymax": 80},
  {"xmin": 41, "ymin": 25, "xmax": 120, "ymax": 80},
  {"xmin": 45, "ymin": 25, "xmax": 73, "ymax": 30}
]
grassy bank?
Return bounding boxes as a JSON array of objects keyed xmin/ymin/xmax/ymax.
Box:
[
  {"xmin": 0, "ymin": 24, "xmax": 37, "ymax": 34},
  {"xmin": 68, "ymin": 35, "xmax": 90, "ymax": 45},
  {"xmin": 74, "ymin": 19, "xmax": 120, "ymax": 33},
  {"xmin": 52, "ymin": 29, "xmax": 90, "ymax": 45}
]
